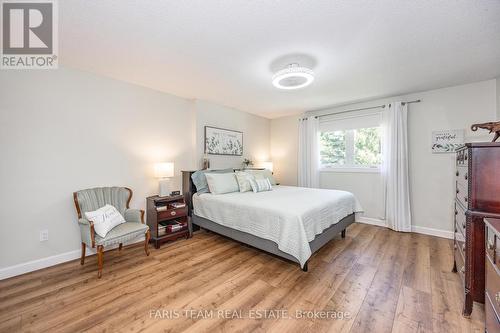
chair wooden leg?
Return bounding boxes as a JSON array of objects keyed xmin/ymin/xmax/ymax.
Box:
[
  {"xmin": 145, "ymin": 230, "xmax": 150, "ymax": 256},
  {"xmin": 80, "ymin": 242, "xmax": 86, "ymax": 265},
  {"xmin": 97, "ymin": 245, "xmax": 104, "ymax": 278},
  {"xmin": 118, "ymin": 243, "xmax": 123, "ymax": 251}
]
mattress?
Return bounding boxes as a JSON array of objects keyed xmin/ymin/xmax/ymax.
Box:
[{"xmin": 193, "ymin": 185, "xmax": 363, "ymax": 267}]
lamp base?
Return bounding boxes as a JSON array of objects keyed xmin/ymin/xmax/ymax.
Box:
[{"xmin": 159, "ymin": 179, "xmax": 171, "ymax": 197}]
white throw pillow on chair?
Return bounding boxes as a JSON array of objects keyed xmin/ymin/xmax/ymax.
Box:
[{"xmin": 85, "ymin": 204, "xmax": 126, "ymax": 237}]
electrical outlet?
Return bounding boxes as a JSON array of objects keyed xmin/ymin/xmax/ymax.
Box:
[{"xmin": 40, "ymin": 229, "xmax": 49, "ymax": 242}]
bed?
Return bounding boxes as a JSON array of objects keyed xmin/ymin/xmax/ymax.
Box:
[{"xmin": 181, "ymin": 170, "xmax": 362, "ymax": 271}]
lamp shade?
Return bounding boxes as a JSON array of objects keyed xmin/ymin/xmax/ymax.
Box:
[
  {"xmin": 262, "ymin": 161, "xmax": 273, "ymax": 172},
  {"xmin": 154, "ymin": 162, "xmax": 174, "ymax": 178}
]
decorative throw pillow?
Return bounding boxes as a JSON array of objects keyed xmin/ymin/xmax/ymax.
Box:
[
  {"xmin": 235, "ymin": 171, "xmax": 254, "ymax": 192},
  {"xmin": 205, "ymin": 173, "xmax": 240, "ymax": 194},
  {"xmin": 191, "ymin": 168, "xmax": 234, "ymax": 193},
  {"xmin": 246, "ymin": 169, "xmax": 277, "ymax": 185},
  {"xmin": 249, "ymin": 178, "xmax": 273, "ymax": 193},
  {"xmin": 84, "ymin": 204, "xmax": 126, "ymax": 238}
]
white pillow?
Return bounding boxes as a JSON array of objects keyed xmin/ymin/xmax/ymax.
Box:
[
  {"xmin": 205, "ymin": 173, "xmax": 240, "ymax": 194},
  {"xmin": 246, "ymin": 169, "xmax": 277, "ymax": 185},
  {"xmin": 235, "ymin": 171, "xmax": 254, "ymax": 192},
  {"xmin": 85, "ymin": 204, "xmax": 126, "ymax": 238},
  {"xmin": 249, "ymin": 178, "xmax": 273, "ymax": 193}
]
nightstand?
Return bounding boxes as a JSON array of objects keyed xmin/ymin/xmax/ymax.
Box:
[{"xmin": 146, "ymin": 195, "xmax": 192, "ymax": 249}]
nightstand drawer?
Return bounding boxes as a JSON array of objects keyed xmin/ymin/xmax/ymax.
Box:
[
  {"xmin": 158, "ymin": 207, "xmax": 187, "ymax": 221},
  {"xmin": 147, "ymin": 194, "xmax": 192, "ymax": 249}
]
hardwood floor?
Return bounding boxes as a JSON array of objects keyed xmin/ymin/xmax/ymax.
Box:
[{"xmin": 0, "ymin": 223, "xmax": 485, "ymax": 332}]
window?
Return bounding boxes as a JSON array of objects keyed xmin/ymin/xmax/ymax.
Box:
[{"xmin": 319, "ymin": 112, "xmax": 382, "ymax": 171}]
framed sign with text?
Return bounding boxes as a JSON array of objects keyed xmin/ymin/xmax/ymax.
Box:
[{"xmin": 432, "ymin": 129, "xmax": 465, "ymax": 153}]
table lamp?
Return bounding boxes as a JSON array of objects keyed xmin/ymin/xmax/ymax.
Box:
[
  {"xmin": 262, "ymin": 161, "xmax": 273, "ymax": 172},
  {"xmin": 154, "ymin": 162, "xmax": 174, "ymax": 197}
]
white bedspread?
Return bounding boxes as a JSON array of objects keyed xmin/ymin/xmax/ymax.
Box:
[{"xmin": 193, "ymin": 185, "xmax": 363, "ymax": 267}]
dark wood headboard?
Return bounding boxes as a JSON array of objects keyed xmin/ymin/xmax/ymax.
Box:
[{"xmin": 181, "ymin": 170, "xmax": 197, "ymax": 216}]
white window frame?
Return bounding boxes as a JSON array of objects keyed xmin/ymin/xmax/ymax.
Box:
[{"xmin": 318, "ymin": 111, "xmax": 382, "ymax": 173}]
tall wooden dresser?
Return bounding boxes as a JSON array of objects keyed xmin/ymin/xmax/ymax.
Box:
[
  {"xmin": 453, "ymin": 143, "xmax": 500, "ymax": 317},
  {"xmin": 484, "ymin": 218, "xmax": 500, "ymax": 332}
]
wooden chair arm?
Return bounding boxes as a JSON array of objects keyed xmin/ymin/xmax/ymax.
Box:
[{"xmin": 90, "ymin": 222, "xmax": 96, "ymax": 248}]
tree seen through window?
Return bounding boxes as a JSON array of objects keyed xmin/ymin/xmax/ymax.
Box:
[{"xmin": 320, "ymin": 127, "xmax": 381, "ymax": 168}]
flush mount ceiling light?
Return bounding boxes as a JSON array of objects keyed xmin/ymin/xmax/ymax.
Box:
[{"xmin": 272, "ymin": 63, "xmax": 314, "ymax": 90}]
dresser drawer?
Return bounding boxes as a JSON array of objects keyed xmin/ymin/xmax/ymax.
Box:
[
  {"xmin": 486, "ymin": 224, "xmax": 497, "ymax": 265},
  {"xmin": 454, "ymin": 240, "xmax": 466, "ymax": 283},
  {"xmin": 456, "ymin": 165, "xmax": 469, "ymax": 190},
  {"xmin": 456, "ymin": 148, "xmax": 469, "ymax": 166},
  {"xmin": 485, "ymin": 290, "xmax": 500, "ymax": 333},
  {"xmin": 455, "ymin": 231, "xmax": 466, "ymax": 260},
  {"xmin": 486, "ymin": 255, "xmax": 500, "ymax": 319},
  {"xmin": 452, "ymin": 145, "xmax": 500, "ymax": 318},
  {"xmin": 456, "ymin": 181, "xmax": 469, "ymax": 208},
  {"xmin": 455, "ymin": 202, "xmax": 466, "ymax": 237}
]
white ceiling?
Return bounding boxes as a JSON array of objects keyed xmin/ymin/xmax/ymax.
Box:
[{"xmin": 60, "ymin": 1, "xmax": 500, "ymax": 118}]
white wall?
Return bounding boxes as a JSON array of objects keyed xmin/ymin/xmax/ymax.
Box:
[
  {"xmin": 406, "ymin": 80, "xmax": 495, "ymax": 233},
  {"xmin": 0, "ymin": 67, "xmax": 197, "ymax": 269},
  {"xmin": 320, "ymin": 171, "xmax": 386, "ymax": 220},
  {"xmin": 271, "ymin": 79, "xmax": 497, "ymax": 234},
  {"xmin": 0, "ymin": 67, "xmax": 271, "ymax": 273},
  {"xmin": 194, "ymin": 100, "xmax": 270, "ymax": 170},
  {"xmin": 270, "ymin": 115, "xmax": 299, "ymax": 186},
  {"xmin": 497, "ymin": 77, "xmax": 500, "ymax": 118},
  {"xmin": 0, "ymin": 68, "xmax": 494, "ymax": 273}
]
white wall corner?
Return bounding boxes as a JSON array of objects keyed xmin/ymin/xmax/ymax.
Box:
[
  {"xmin": 355, "ymin": 215, "xmax": 387, "ymax": 227},
  {"xmin": 496, "ymin": 77, "xmax": 500, "ymax": 119},
  {"xmin": 410, "ymin": 225, "xmax": 454, "ymax": 239},
  {"xmin": 355, "ymin": 215, "xmax": 453, "ymax": 239},
  {"xmin": 0, "ymin": 238, "xmax": 144, "ymax": 281},
  {"xmin": 0, "ymin": 249, "xmax": 82, "ymax": 280}
]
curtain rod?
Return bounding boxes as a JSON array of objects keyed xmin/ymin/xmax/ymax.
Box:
[{"xmin": 303, "ymin": 99, "xmax": 421, "ymax": 120}]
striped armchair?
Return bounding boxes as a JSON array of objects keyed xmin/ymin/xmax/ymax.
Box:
[{"xmin": 73, "ymin": 187, "xmax": 150, "ymax": 278}]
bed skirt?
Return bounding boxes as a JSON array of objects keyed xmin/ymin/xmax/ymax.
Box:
[{"xmin": 192, "ymin": 213, "xmax": 355, "ymax": 270}]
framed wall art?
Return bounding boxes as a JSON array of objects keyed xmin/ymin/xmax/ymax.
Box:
[{"xmin": 204, "ymin": 126, "xmax": 243, "ymax": 156}]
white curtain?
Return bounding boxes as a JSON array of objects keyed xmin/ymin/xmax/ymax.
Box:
[
  {"xmin": 298, "ymin": 116, "xmax": 320, "ymax": 188},
  {"xmin": 382, "ymin": 102, "xmax": 412, "ymax": 232}
]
